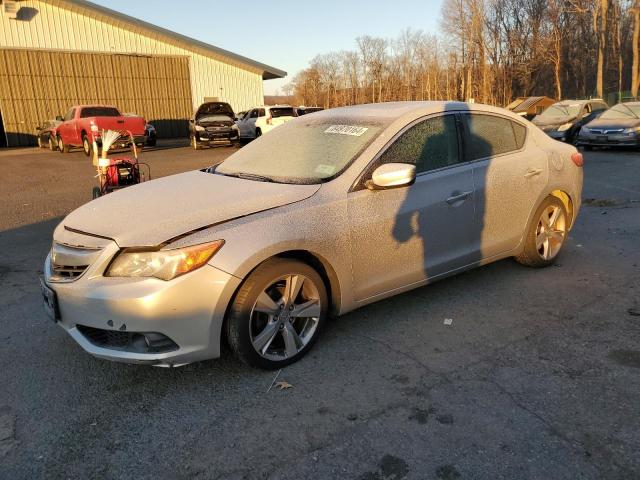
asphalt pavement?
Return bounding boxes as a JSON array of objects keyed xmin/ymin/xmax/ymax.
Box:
[{"xmin": 0, "ymin": 144, "xmax": 638, "ymax": 479}]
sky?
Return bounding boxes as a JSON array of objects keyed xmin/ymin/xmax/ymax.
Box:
[{"xmin": 91, "ymin": 0, "xmax": 444, "ymax": 95}]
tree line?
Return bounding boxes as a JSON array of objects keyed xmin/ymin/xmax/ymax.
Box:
[{"xmin": 284, "ymin": 0, "xmax": 640, "ymax": 108}]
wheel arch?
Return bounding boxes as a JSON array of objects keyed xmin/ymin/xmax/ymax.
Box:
[{"xmin": 549, "ymin": 189, "xmax": 575, "ymax": 229}]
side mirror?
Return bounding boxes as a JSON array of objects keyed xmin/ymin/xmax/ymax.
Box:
[
  {"xmin": 366, "ymin": 163, "xmax": 416, "ymax": 190},
  {"xmin": 55, "ymin": 115, "xmax": 63, "ymax": 121}
]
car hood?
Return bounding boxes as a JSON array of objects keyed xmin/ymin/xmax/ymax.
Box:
[
  {"xmin": 532, "ymin": 116, "xmax": 575, "ymax": 127},
  {"xmin": 585, "ymin": 117, "xmax": 640, "ymax": 129},
  {"xmin": 61, "ymin": 170, "xmax": 321, "ymax": 247}
]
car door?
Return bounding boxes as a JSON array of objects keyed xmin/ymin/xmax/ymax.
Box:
[
  {"xmin": 347, "ymin": 113, "xmax": 478, "ymax": 302},
  {"xmin": 464, "ymin": 113, "xmax": 549, "ymax": 259},
  {"xmin": 238, "ymin": 109, "xmax": 253, "ymax": 138},
  {"xmin": 58, "ymin": 108, "xmax": 75, "ymax": 141}
]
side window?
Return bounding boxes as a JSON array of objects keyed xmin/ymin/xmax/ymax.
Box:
[
  {"xmin": 462, "ymin": 114, "xmax": 519, "ymax": 160},
  {"xmin": 377, "ymin": 115, "xmax": 460, "ymax": 174},
  {"xmin": 64, "ymin": 109, "xmax": 75, "ymax": 121},
  {"xmin": 513, "ymin": 121, "xmax": 527, "ymax": 149},
  {"xmin": 258, "ymin": 108, "xmax": 266, "ymax": 117},
  {"xmin": 250, "ymin": 109, "xmax": 258, "ymax": 119}
]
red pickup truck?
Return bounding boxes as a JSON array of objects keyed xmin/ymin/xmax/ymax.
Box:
[{"xmin": 55, "ymin": 105, "xmax": 146, "ymax": 156}]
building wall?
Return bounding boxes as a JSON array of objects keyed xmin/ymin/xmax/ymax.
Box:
[
  {"xmin": 0, "ymin": 0, "xmax": 265, "ymax": 113},
  {"xmin": 0, "ymin": 49, "xmax": 193, "ymax": 145}
]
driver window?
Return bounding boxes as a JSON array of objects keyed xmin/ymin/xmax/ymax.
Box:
[
  {"xmin": 376, "ymin": 115, "xmax": 460, "ymax": 174},
  {"xmin": 258, "ymin": 109, "xmax": 266, "ymax": 117},
  {"xmin": 250, "ymin": 109, "xmax": 258, "ymax": 119}
]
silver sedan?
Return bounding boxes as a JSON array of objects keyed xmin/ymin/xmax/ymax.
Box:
[{"xmin": 41, "ymin": 102, "xmax": 583, "ymax": 369}]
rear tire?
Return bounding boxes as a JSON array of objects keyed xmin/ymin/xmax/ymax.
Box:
[
  {"xmin": 37, "ymin": 136, "xmax": 43, "ymax": 148},
  {"xmin": 48, "ymin": 135, "xmax": 56, "ymax": 151},
  {"xmin": 226, "ymin": 258, "xmax": 328, "ymax": 369},
  {"xmin": 255, "ymin": 128, "xmax": 262, "ymax": 138},
  {"xmin": 516, "ymin": 196, "xmax": 568, "ymax": 268}
]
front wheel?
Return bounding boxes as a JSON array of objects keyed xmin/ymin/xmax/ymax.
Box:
[
  {"xmin": 226, "ymin": 258, "xmax": 328, "ymax": 369},
  {"xmin": 516, "ymin": 196, "xmax": 568, "ymax": 267},
  {"xmin": 82, "ymin": 135, "xmax": 92, "ymax": 156},
  {"xmin": 58, "ymin": 137, "xmax": 69, "ymax": 154},
  {"xmin": 48, "ymin": 135, "xmax": 56, "ymax": 151}
]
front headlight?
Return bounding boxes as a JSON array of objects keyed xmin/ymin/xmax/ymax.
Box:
[
  {"xmin": 557, "ymin": 122, "xmax": 573, "ymax": 132},
  {"xmin": 195, "ymin": 125, "xmax": 205, "ymax": 132},
  {"xmin": 106, "ymin": 240, "xmax": 224, "ymax": 281},
  {"xmin": 623, "ymin": 127, "xmax": 640, "ymax": 134}
]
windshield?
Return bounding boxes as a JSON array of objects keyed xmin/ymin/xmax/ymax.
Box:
[
  {"xmin": 601, "ymin": 103, "xmax": 640, "ymax": 119},
  {"xmin": 80, "ymin": 107, "xmax": 120, "ymax": 117},
  {"xmin": 270, "ymin": 107, "xmax": 295, "ymax": 118},
  {"xmin": 216, "ymin": 118, "xmax": 384, "ymax": 184},
  {"xmin": 539, "ymin": 103, "xmax": 582, "ymax": 118},
  {"xmin": 196, "ymin": 103, "xmax": 234, "ymax": 118}
]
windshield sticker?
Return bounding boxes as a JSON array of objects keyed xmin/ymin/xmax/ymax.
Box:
[
  {"xmin": 324, "ymin": 125, "xmax": 369, "ymax": 136},
  {"xmin": 315, "ymin": 164, "xmax": 336, "ymax": 175}
]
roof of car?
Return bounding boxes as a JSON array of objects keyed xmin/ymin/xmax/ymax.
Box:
[{"xmin": 309, "ymin": 101, "xmax": 513, "ymax": 122}]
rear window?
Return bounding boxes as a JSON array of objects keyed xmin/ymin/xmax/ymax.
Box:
[
  {"xmin": 80, "ymin": 107, "xmax": 120, "ymax": 118},
  {"xmin": 270, "ymin": 107, "xmax": 295, "ymax": 118}
]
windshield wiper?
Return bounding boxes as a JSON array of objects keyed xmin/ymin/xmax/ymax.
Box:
[{"xmin": 219, "ymin": 172, "xmax": 274, "ymax": 183}]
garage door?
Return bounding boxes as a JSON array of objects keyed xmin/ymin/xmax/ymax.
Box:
[{"xmin": 0, "ymin": 49, "xmax": 193, "ymax": 146}]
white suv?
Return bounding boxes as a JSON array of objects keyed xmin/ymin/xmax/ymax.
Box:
[{"xmin": 236, "ymin": 105, "xmax": 296, "ymax": 139}]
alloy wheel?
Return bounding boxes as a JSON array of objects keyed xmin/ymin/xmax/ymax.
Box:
[
  {"xmin": 536, "ymin": 204, "xmax": 566, "ymax": 260},
  {"xmin": 249, "ymin": 274, "xmax": 321, "ymax": 361}
]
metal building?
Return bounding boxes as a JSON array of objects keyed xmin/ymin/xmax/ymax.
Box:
[{"xmin": 0, "ymin": 0, "xmax": 286, "ymax": 146}]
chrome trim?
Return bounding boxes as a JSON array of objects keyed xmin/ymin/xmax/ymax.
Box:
[{"xmin": 49, "ymin": 242, "xmax": 104, "ymax": 283}]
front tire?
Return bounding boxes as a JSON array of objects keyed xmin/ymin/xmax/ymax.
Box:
[
  {"xmin": 48, "ymin": 135, "xmax": 56, "ymax": 151},
  {"xmin": 226, "ymin": 258, "xmax": 328, "ymax": 369},
  {"xmin": 516, "ymin": 196, "xmax": 568, "ymax": 268},
  {"xmin": 58, "ymin": 136, "xmax": 69, "ymax": 154},
  {"xmin": 82, "ymin": 134, "xmax": 91, "ymax": 156}
]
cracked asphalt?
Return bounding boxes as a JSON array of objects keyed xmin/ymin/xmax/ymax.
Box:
[{"xmin": 0, "ymin": 144, "xmax": 639, "ymax": 479}]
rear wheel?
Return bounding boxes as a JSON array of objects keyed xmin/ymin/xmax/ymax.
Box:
[
  {"xmin": 191, "ymin": 135, "xmax": 201, "ymax": 150},
  {"xmin": 37, "ymin": 136, "xmax": 43, "ymax": 148},
  {"xmin": 516, "ymin": 196, "xmax": 568, "ymax": 267},
  {"xmin": 226, "ymin": 258, "xmax": 328, "ymax": 369},
  {"xmin": 255, "ymin": 128, "xmax": 262, "ymax": 138},
  {"xmin": 48, "ymin": 135, "xmax": 55, "ymax": 151}
]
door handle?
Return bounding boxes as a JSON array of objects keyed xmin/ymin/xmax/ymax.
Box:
[
  {"xmin": 446, "ymin": 190, "xmax": 473, "ymax": 205},
  {"xmin": 524, "ymin": 168, "xmax": 543, "ymax": 178}
]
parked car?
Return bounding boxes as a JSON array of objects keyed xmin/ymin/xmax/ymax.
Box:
[
  {"xmin": 577, "ymin": 101, "xmax": 640, "ymax": 150},
  {"xmin": 236, "ymin": 105, "xmax": 296, "ymax": 140},
  {"xmin": 56, "ymin": 105, "xmax": 147, "ymax": 156},
  {"xmin": 41, "ymin": 102, "xmax": 583, "ymax": 369},
  {"xmin": 189, "ymin": 101, "xmax": 239, "ymax": 149},
  {"xmin": 295, "ymin": 106, "xmax": 324, "ymax": 116},
  {"xmin": 532, "ymin": 99, "xmax": 608, "ymax": 144},
  {"xmin": 145, "ymin": 123, "xmax": 157, "ymax": 147},
  {"xmin": 35, "ymin": 117, "xmax": 62, "ymax": 150}
]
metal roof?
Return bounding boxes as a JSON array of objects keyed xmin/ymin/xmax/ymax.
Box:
[
  {"xmin": 512, "ymin": 96, "xmax": 555, "ymax": 112},
  {"xmin": 52, "ymin": 0, "xmax": 287, "ymax": 80}
]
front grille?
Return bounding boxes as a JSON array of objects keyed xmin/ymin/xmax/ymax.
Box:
[
  {"xmin": 51, "ymin": 263, "xmax": 89, "ymax": 280},
  {"xmin": 49, "ymin": 242, "xmax": 103, "ymax": 282},
  {"xmin": 76, "ymin": 325, "xmax": 179, "ymax": 353},
  {"xmin": 590, "ymin": 128, "xmax": 624, "ymax": 135}
]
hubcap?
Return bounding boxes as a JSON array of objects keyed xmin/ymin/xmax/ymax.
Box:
[
  {"xmin": 536, "ymin": 205, "xmax": 566, "ymax": 260},
  {"xmin": 250, "ymin": 274, "xmax": 321, "ymax": 361}
]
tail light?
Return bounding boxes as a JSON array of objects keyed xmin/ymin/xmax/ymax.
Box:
[
  {"xmin": 266, "ymin": 115, "xmax": 273, "ymax": 125},
  {"xmin": 571, "ymin": 152, "xmax": 584, "ymax": 167}
]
